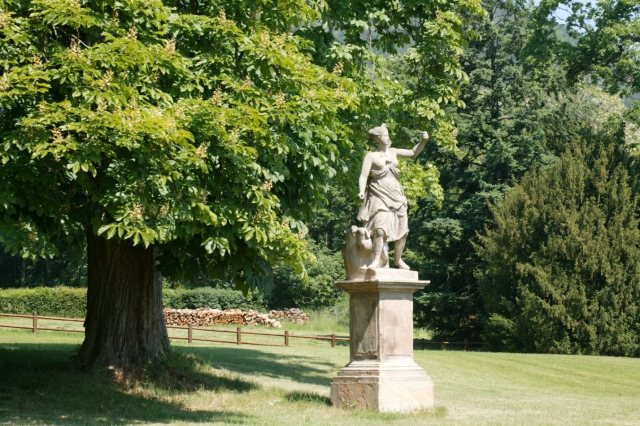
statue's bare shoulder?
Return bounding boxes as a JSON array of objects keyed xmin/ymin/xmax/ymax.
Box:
[
  {"xmin": 363, "ymin": 151, "xmax": 376, "ymax": 160},
  {"xmin": 361, "ymin": 151, "xmax": 376, "ymax": 167}
]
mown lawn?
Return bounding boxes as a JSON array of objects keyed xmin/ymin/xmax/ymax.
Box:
[{"xmin": 0, "ymin": 326, "xmax": 639, "ymax": 425}]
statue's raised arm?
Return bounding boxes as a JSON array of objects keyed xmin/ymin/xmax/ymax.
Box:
[
  {"xmin": 342, "ymin": 124, "xmax": 429, "ymax": 279},
  {"xmin": 394, "ymin": 131, "xmax": 429, "ymax": 158}
]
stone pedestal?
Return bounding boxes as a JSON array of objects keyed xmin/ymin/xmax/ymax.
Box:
[{"xmin": 330, "ymin": 268, "xmax": 434, "ymax": 412}]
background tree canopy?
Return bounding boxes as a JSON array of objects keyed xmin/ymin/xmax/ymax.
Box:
[
  {"xmin": 0, "ymin": 0, "xmax": 361, "ymax": 290},
  {"xmin": 409, "ymin": 0, "xmax": 566, "ymax": 341}
]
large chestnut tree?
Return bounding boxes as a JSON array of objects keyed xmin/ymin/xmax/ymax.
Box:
[{"xmin": 0, "ymin": 0, "xmax": 482, "ymax": 370}]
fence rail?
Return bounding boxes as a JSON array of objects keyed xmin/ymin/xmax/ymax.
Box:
[{"xmin": 0, "ymin": 312, "xmax": 486, "ymax": 350}]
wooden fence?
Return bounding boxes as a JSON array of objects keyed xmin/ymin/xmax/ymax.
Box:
[
  {"xmin": 0, "ymin": 312, "xmax": 487, "ymax": 351},
  {"xmin": 166, "ymin": 324, "xmax": 350, "ymax": 347}
]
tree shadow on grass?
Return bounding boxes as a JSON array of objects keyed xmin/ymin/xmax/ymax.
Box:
[
  {"xmin": 284, "ymin": 391, "xmax": 331, "ymax": 406},
  {"xmin": 0, "ymin": 343, "xmax": 255, "ymax": 425},
  {"xmin": 178, "ymin": 346, "xmax": 341, "ymax": 387}
]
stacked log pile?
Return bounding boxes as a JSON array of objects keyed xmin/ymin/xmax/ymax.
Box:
[
  {"xmin": 164, "ymin": 308, "xmax": 282, "ymax": 328},
  {"xmin": 243, "ymin": 310, "xmax": 281, "ymax": 327},
  {"xmin": 268, "ymin": 308, "xmax": 310, "ymax": 324}
]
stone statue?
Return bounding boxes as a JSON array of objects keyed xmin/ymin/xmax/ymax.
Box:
[
  {"xmin": 333, "ymin": 128, "xmax": 434, "ymax": 413},
  {"xmin": 342, "ymin": 124, "xmax": 428, "ymax": 276},
  {"xmin": 333, "ymin": 127, "xmax": 434, "ymax": 412}
]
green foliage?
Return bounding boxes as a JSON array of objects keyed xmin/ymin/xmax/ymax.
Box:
[
  {"xmin": 533, "ymin": 0, "xmax": 640, "ymax": 96},
  {"xmin": 307, "ymin": 184, "xmax": 360, "ymax": 253},
  {"xmin": 477, "ymin": 129, "xmax": 640, "ymax": 356},
  {"xmin": 268, "ymin": 241, "xmax": 345, "ymax": 310},
  {"xmin": 163, "ymin": 287, "xmax": 263, "ymax": 311},
  {"xmin": 312, "ymin": 0, "xmax": 486, "ymax": 154},
  {"xmin": 0, "ymin": 286, "xmax": 261, "ymax": 316},
  {"xmin": 0, "ymin": 287, "xmax": 86, "ymax": 317},
  {"xmin": 0, "ymin": 246, "xmax": 86, "ymax": 288},
  {"xmin": 398, "ymin": 160, "xmax": 443, "ymax": 213},
  {"xmin": 294, "ymin": 0, "xmax": 489, "ymax": 260},
  {"xmin": 292, "ymin": 0, "xmax": 489, "ymax": 324},
  {"xmin": 408, "ymin": 0, "xmax": 640, "ymax": 341},
  {"xmin": 0, "ymin": 0, "xmax": 362, "ymax": 292},
  {"xmin": 410, "ymin": 0, "xmax": 576, "ymax": 340}
]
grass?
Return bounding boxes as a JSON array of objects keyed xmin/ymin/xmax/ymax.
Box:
[
  {"xmin": 284, "ymin": 309, "xmax": 348, "ymax": 333},
  {"xmin": 298, "ymin": 305, "xmax": 430, "ymax": 339},
  {"xmin": 1, "ymin": 325, "xmax": 640, "ymax": 425}
]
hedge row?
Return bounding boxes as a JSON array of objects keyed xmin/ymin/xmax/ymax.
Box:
[
  {"xmin": 0, "ymin": 287, "xmax": 259, "ymax": 318},
  {"xmin": 0, "ymin": 287, "xmax": 87, "ymax": 318},
  {"xmin": 163, "ymin": 288, "xmax": 256, "ymax": 311}
]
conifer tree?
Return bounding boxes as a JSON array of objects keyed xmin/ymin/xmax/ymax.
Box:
[{"xmin": 477, "ymin": 128, "xmax": 640, "ymax": 356}]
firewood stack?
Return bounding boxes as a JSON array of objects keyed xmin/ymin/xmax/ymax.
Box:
[
  {"xmin": 268, "ymin": 308, "xmax": 310, "ymax": 324},
  {"xmin": 164, "ymin": 308, "xmax": 282, "ymax": 328},
  {"xmin": 243, "ymin": 310, "xmax": 281, "ymax": 327}
]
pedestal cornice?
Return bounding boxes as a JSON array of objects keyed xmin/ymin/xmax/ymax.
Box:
[{"xmin": 335, "ymin": 279, "xmax": 430, "ymax": 294}]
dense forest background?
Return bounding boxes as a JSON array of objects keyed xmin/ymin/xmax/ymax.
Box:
[{"xmin": 1, "ymin": 0, "xmax": 639, "ymax": 355}]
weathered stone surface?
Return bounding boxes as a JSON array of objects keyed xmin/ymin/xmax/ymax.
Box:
[
  {"xmin": 335, "ymin": 276, "xmax": 428, "ymax": 292},
  {"xmin": 342, "ymin": 226, "xmax": 376, "ymax": 280},
  {"xmin": 350, "ymin": 292, "xmax": 379, "ymax": 360},
  {"xmin": 341, "ymin": 125, "xmax": 429, "ymax": 276},
  {"xmin": 330, "ymin": 273, "xmax": 434, "ymax": 412},
  {"xmin": 330, "ymin": 361, "xmax": 435, "ymax": 412},
  {"xmin": 359, "ymin": 267, "xmax": 418, "ymax": 281}
]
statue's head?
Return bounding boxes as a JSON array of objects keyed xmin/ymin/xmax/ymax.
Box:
[{"xmin": 368, "ymin": 123, "xmax": 391, "ymax": 146}]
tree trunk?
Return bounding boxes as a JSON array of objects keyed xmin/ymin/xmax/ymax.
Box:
[
  {"xmin": 20, "ymin": 258, "xmax": 26, "ymax": 287},
  {"xmin": 75, "ymin": 231, "xmax": 170, "ymax": 370}
]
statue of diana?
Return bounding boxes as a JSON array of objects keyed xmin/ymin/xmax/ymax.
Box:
[{"xmin": 357, "ymin": 124, "xmax": 429, "ymax": 270}]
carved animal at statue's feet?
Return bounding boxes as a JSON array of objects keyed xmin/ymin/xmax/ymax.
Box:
[
  {"xmin": 342, "ymin": 226, "xmax": 374, "ymax": 280},
  {"xmin": 342, "ymin": 226, "xmax": 391, "ymax": 279}
]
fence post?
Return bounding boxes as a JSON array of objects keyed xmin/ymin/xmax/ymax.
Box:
[
  {"xmin": 331, "ymin": 333, "xmax": 336, "ymax": 348},
  {"xmin": 422, "ymin": 338, "xmax": 426, "ymax": 350},
  {"xmin": 33, "ymin": 311, "xmax": 38, "ymax": 334},
  {"xmin": 237, "ymin": 327, "xmax": 242, "ymax": 345},
  {"xmin": 188, "ymin": 323, "xmax": 193, "ymax": 344},
  {"xmin": 464, "ymin": 338, "xmax": 469, "ymax": 352},
  {"xmin": 284, "ymin": 330, "xmax": 289, "ymax": 346}
]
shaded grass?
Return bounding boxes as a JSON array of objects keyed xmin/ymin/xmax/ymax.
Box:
[
  {"xmin": 1, "ymin": 328, "xmax": 640, "ymax": 425},
  {"xmin": 0, "ymin": 335, "xmax": 255, "ymax": 424},
  {"xmin": 284, "ymin": 391, "xmax": 331, "ymax": 405},
  {"xmin": 145, "ymin": 351, "xmax": 259, "ymax": 394}
]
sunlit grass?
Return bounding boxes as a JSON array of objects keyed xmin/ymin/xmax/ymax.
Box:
[{"xmin": 1, "ymin": 328, "xmax": 640, "ymax": 425}]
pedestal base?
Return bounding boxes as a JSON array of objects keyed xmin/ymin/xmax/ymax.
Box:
[
  {"xmin": 330, "ymin": 360, "xmax": 434, "ymax": 412},
  {"xmin": 330, "ymin": 273, "xmax": 433, "ymax": 413}
]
